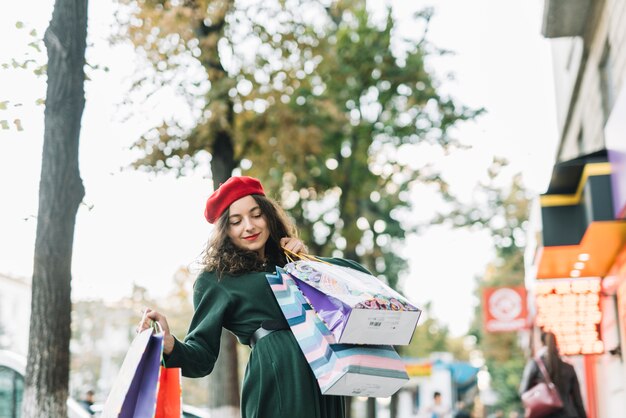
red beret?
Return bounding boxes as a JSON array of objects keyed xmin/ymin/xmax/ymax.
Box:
[{"xmin": 204, "ymin": 176, "xmax": 265, "ymax": 223}]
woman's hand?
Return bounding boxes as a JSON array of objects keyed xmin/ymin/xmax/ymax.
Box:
[
  {"xmin": 137, "ymin": 308, "xmax": 175, "ymax": 355},
  {"xmin": 280, "ymin": 237, "xmax": 308, "ymax": 255}
]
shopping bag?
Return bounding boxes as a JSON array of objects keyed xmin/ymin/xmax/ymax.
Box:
[
  {"xmin": 267, "ymin": 267, "xmax": 410, "ymax": 397},
  {"xmin": 283, "ymin": 259, "xmax": 421, "ymax": 345},
  {"xmin": 521, "ymin": 357, "xmax": 563, "ymax": 418},
  {"xmin": 155, "ymin": 367, "xmax": 182, "ymax": 418},
  {"xmin": 101, "ymin": 325, "xmax": 182, "ymax": 418}
]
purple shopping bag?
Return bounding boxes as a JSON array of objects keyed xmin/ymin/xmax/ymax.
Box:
[{"xmin": 101, "ymin": 328, "xmax": 163, "ymax": 418}]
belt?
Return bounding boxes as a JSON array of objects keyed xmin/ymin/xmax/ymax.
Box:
[{"xmin": 249, "ymin": 319, "xmax": 289, "ymax": 348}]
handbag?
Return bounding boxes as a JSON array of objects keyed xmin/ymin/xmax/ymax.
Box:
[
  {"xmin": 521, "ymin": 356, "xmax": 563, "ymax": 418},
  {"xmin": 101, "ymin": 323, "xmax": 182, "ymax": 418}
]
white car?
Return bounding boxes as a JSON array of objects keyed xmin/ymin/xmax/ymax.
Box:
[
  {"xmin": 91, "ymin": 402, "xmax": 211, "ymax": 417},
  {"xmin": 0, "ymin": 350, "xmax": 91, "ymax": 418}
]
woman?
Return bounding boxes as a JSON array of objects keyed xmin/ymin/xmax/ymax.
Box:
[
  {"xmin": 519, "ymin": 331, "xmax": 587, "ymax": 418},
  {"xmin": 138, "ymin": 176, "xmax": 368, "ymax": 418}
]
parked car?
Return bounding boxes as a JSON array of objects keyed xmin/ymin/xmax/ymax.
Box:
[
  {"xmin": 90, "ymin": 402, "xmax": 211, "ymax": 418},
  {"xmin": 181, "ymin": 404, "xmax": 211, "ymax": 418},
  {"xmin": 0, "ymin": 350, "xmax": 91, "ymax": 418}
]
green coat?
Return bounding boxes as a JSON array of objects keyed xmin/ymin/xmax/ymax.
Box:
[{"xmin": 164, "ymin": 258, "xmax": 369, "ymax": 418}]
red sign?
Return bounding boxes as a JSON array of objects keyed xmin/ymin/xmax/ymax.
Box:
[
  {"xmin": 483, "ymin": 286, "xmax": 528, "ymax": 332},
  {"xmin": 535, "ymin": 278, "xmax": 604, "ymax": 355}
]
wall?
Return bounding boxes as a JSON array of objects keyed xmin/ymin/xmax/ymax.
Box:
[{"xmin": 551, "ymin": 0, "xmax": 626, "ymax": 161}]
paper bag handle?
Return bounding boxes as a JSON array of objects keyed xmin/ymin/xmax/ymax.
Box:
[
  {"xmin": 140, "ymin": 309, "xmax": 164, "ymax": 336},
  {"xmin": 152, "ymin": 320, "xmax": 163, "ymax": 335},
  {"xmin": 281, "ymin": 246, "xmax": 332, "ymax": 265}
]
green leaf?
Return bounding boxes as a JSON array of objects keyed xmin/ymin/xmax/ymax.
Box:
[
  {"xmin": 0, "ymin": 101, "xmax": 8, "ymax": 110},
  {"xmin": 15, "ymin": 21, "xmax": 24, "ymax": 29},
  {"xmin": 28, "ymin": 41, "xmax": 41, "ymax": 52}
]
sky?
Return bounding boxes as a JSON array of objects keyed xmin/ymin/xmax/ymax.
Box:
[{"xmin": 0, "ymin": 0, "xmax": 558, "ymax": 337}]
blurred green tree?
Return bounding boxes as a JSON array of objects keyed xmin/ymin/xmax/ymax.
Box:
[
  {"xmin": 467, "ymin": 168, "xmax": 531, "ymax": 415},
  {"xmin": 115, "ymin": 0, "xmax": 481, "ymax": 287}
]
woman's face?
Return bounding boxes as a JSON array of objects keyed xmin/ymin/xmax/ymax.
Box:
[{"xmin": 226, "ymin": 195, "xmax": 270, "ymax": 258}]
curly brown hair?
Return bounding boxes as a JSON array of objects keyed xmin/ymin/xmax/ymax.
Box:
[{"xmin": 201, "ymin": 194, "xmax": 298, "ymax": 276}]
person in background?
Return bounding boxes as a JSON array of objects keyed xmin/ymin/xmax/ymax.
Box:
[
  {"xmin": 428, "ymin": 391, "xmax": 450, "ymax": 418},
  {"xmin": 137, "ymin": 176, "xmax": 372, "ymax": 418},
  {"xmin": 519, "ymin": 331, "xmax": 587, "ymax": 418},
  {"xmin": 78, "ymin": 389, "xmax": 95, "ymax": 415}
]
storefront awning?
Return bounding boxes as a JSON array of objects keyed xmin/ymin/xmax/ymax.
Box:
[
  {"xmin": 536, "ymin": 220, "xmax": 626, "ymax": 279},
  {"xmin": 539, "ymin": 150, "xmax": 613, "ymax": 247}
]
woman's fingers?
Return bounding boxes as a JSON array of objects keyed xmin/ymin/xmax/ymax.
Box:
[
  {"xmin": 146, "ymin": 310, "xmax": 171, "ymax": 334},
  {"xmin": 281, "ymin": 237, "xmax": 308, "ymax": 254},
  {"xmin": 137, "ymin": 308, "xmax": 175, "ymax": 355},
  {"xmin": 136, "ymin": 308, "xmax": 170, "ymax": 335}
]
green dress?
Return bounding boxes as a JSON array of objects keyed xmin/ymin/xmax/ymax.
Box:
[{"xmin": 164, "ymin": 258, "xmax": 369, "ymax": 418}]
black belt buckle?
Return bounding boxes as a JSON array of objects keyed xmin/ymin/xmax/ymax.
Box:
[{"xmin": 249, "ymin": 319, "xmax": 289, "ymax": 348}]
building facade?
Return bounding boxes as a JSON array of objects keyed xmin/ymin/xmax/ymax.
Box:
[{"xmin": 528, "ymin": 1, "xmax": 626, "ymax": 417}]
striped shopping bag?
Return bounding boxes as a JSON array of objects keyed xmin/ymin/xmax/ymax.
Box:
[{"xmin": 267, "ymin": 267, "xmax": 409, "ymax": 397}]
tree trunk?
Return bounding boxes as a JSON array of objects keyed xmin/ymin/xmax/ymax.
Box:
[
  {"xmin": 207, "ymin": 134, "xmax": 239, "ymax": 417},
  {"xmin": 21, "ymin": 0, "xmax": 87, "ymax": 417}
]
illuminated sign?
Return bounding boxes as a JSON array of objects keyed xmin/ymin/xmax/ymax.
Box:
[
  {"xmin": 535, "ymin": 278, "xmax": 604, "ymax": 355},
  {"xmin": 483, "ymin": 286, "xmax": 528, "ymax": 332}
]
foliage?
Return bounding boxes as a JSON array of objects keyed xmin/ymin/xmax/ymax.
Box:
[
  {"xmin": 0, "ymin": 21, "xmax": 46, "ymax": 132},
  {"xmin": 467, "ymin": 169, "xmax": 531, "ymax": 414},
  {"xmin": 114, "ymin": 0, "xmax": 482, "ymax": 291}
]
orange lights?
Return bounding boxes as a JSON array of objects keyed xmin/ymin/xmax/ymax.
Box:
[
  {"xmin": 536, "ymin": 221, "xmax": 626, "ymax": 279},
  {"xmin": 534, "ymin": 278, "xmax": 604, "ymax": 356}
]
